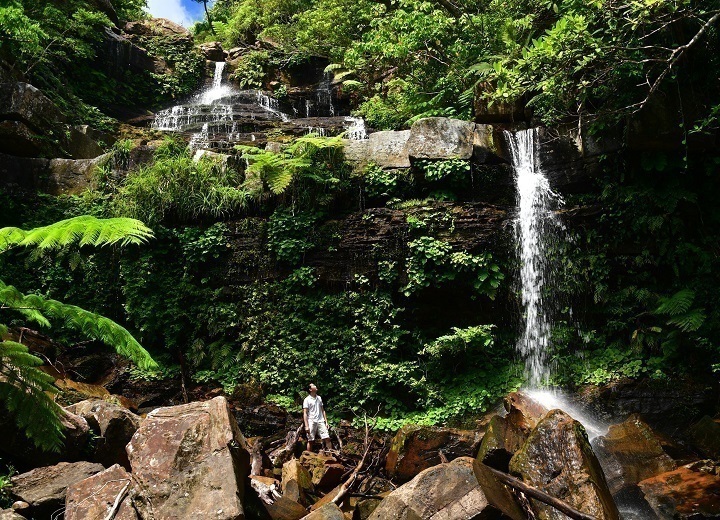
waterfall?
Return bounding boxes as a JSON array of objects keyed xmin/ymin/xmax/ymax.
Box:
[
  {"xmin": 344, "ymin": 116, "xmax": 367, "ymax": 140},
  {"xmin": 257, "ymin": 92, "xmax": 290, "ymax": 122},
  {"xmin": 507, "ymin": 128, "xmax": 564, "ymax": 388},
  {"xmin": 197, "ymin": 62, "xmax": 232, "ymax": 105},
  {"xmin": 317, "ymin": 72, "xmax": 335, "ymax": 116}
]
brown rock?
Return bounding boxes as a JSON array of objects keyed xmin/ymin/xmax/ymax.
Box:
[
  {"xmin": 504, "ymin": 391, "xmax": 548, "ymax": 432},
  {"xmin": 10, "ymin": 461, "xmax": 104, "ymax": 518},
  {"xmin": 66, "ymin": 125, "xmax": 104, "ymax": 159},
  {"xmin": 266, "ymin": 496, "xmax": 307, "ymax": 520},
  {"xmin": 66, "ymin": 399, "xmax": 141, "ymax": 469},
  {"xmin": 200, "ymin": 41, "xmax": 227, "ymax": 61},
  {"xmin": 472, "ymin": 459, "xmax": 529, "ymax": 520},
  {"xmin": 593, "ymin": 414, "xmax": 676, "ymax": 494},
  {"xmin": 283, "ymin": 459, "xmax": 314, "ymax": 505},
  {"xmin": 509, "ymin": 409, "xmax": 619, "ymax": 520},
  {"xmin": 299, "ymin": 451, "xmax": 345, "ymax": 490},
  {"xmin": 638, "ymin": 464, "xmax": 720, "ymax": 519},
  {"xmin": 303, "ymin": 503, "xmax": 345, "ymax": 520},
  {"xmin": 65, "ymin": 464, "xmax": 137, "ymax": 520},
  {"xmin": 476, "ymin": 415, "xmax": 528, "ymax": 472},
  {"xmin": 406, "ymin": 117, "xmax": 477, "ymax": 160},
  {"xmin": 0, "ymin": 510, "xmax": 26, "ymax": 520},
  {"xmin": 369, "ymin": 457, "xmax": 493, "ymax": 520},
  {"xmin": 126, "ymin": 396, "xmax": 250, "ymax": 520},
  {"xmin": 385, "ymin": 424, "xmax": 481, "ymax": 482},
  {"xmin": 687, "ymin": 415, "xmax": 720, "ymax": 459}
]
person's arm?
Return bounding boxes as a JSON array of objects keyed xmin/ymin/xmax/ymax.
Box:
[
  {"xmin": 303, "ymin": 406, "xmax": 309, "ymax": 431},
  {"xmin": 322, "ymin": 405, "xmax": 329, "ymax": 427}
]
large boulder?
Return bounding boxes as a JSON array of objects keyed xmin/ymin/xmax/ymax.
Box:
[
  {"xmin": 592, "ymin": 414, "xmax": 676, "ymax": 494},
  {"xmin": 475, "ymin": 415, "xmax": 528, "ymax": 472},
  {"xmin": 65, "ymin": 464, "xmax": 137, "ymax": 520},
  {"xmin": 66, "ymin": 399, "xmax": 141, "ymax": 469},
  {"xmin": 407, "ymin": 117, "xmax": 502, "ymax": 162},
  {"xmin": 299, "ymin": 451, "xmax": 345, "ymax": 490},
  {"xmin": 368, "ymin": 457, "xmax": 494, "ymax": 520},
  {"xmin": 0, "ymin": 511, "xmax": 25, "ymax": 520},
  {"xmin": 282, "ymin": 459, "xmax": 314, "ymax": 505},
  {"xmin": 509, "ymin": 409, "xmax": 620, "ymax": 520},
  {"xmin": 0, "ymin": 82, "xmax": 67, "ymax": 157},
  {"xmin": 200, "ymin": 41, "xmax": 227, "ymax": 61},
  {"xmin": 343, "ymin": 131, "xmax": 411, "ymax": 169},
  {"xmin": 66, "ymin": 125, "xmax": 105, "ymax": 159},
  {"xmin": 638, "ymin": 463, "xmax": 720, "ymax": 519},
  {"xmin": 504, "ymin": 391, "xmax": 549, "ymax": 432},
  {"xmin": 385, "ymin": 424, "xmax": 480, "ymax": 482},
  {"xmin": 126, "ymin": 396, "xmax": 250, "ymax": 520},
  {"xmin": 10, "ymin": 461, "xmax": 104, "ymax": 518},
  {"xmin": 687, "ymin": 415, "xmax": 720, "ymax": 459}
]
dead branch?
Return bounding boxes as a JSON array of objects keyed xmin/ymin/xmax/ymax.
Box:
[
  {"xmin": 482, "ymin": 464, "xmax": 597, "ymax": 520},
  {"xmin": 331, "ymin": 415, "xmax": 372, "ymax": 506}
]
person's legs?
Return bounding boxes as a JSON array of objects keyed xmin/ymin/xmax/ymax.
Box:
[
  {"xmin": 307, "ymin": 422, "xmax": 318, "ymax": 452},
  {"xmin": 318, "ymin": 422, "xmax": 332, "ymax": 453}
]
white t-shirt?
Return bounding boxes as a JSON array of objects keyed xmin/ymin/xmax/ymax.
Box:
[{"xmin": 303, "ymin": 394, "xmax": 324, "ymax": 423}]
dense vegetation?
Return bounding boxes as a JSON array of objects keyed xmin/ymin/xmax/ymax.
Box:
[{"xmin": 1, "ymin": 0, "xmax": 719, "ymax": 438}]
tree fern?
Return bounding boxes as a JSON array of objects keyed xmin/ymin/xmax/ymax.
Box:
[
  {"xmin": 0, "ymin": 340, "xmax": 64, "ymax": 451},
  {"xmin": 654, "ymin": 289, "xmax": 706, "ymax": 333}
]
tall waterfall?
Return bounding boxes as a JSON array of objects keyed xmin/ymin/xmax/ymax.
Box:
[
  {"xmin": 197, "ymin": 62, "xmax": 233, "ymax": 105},
  {"xmin": 507, "ymin": 128, "xmax": 564, "ymax": 387}
]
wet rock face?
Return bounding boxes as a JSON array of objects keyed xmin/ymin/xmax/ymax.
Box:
[
  {"xmin": 687, "ymin": 415, "xmax": 720, "ymax": 459},
  {"xmin": 66, "ymin": 400, "xmax": 141, "ymax": 469},
  {"xmin": 126, "ymin": 396, "xmax": 250, "ymax": 520},
  {"xmin": 200, "ymin": 41, "xmax": 227, "ymax": 61},
  {"xmin": 638, "ymin": 464, "xmax": 720, "ymax": 519},
  {"xmin": 476, "ymin": 415, "xmax": 528, "ymax": 472},
  {"xmin": 509, "ymin": 409, "xmax": 620, "ymax": 520},
  {"xmin": 385, "ymin": 424, "xmax": 481, "ymax": 482},
  {"xmin": 65, "ymin": 464, "xmax": 137, "ymax": 520},
  {"xmin": 234, "ymin": 402, "xmax": 289, "ymax": 437},
  {"xmin": 10, "ymin": 461, "xmax": 104, "ymax": 519},
  {"xmin": 592, "ymin": 414, "xmax": 676, "ymax": 494},
  {"xmin": 369, "ymin": 457, "xmax": 494, "ymax": 520}
]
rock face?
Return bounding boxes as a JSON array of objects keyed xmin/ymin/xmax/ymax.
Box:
[
  {"xmin": 0, "ymin": 82, "xmax": 67, "ymax": 157},
  {"xmin": 124, "ymin": 18, "xmax": 191, "ymax": 39},
  {"xmin": 406, "ymin": 117, "xmax": 501, "ymax": 161},
  {"xmin": 66, "ymin": 125, "xmax": 105, "ymax": 159},
  {"xmin": 0, "ymin": 510, "xmax": 26, "ymax": 520},
  {"xmin": 200, "ymin": 41, "xmax": 227, "ymax": 61},
  {"xmin": 65, "ymin": 464, "xmax": 137, "ymax": 520},
  {"xmin": 592, "ymin": 414, "xmax": 676, "ymax": 494},
  {"xmin": 0, "ymin": 152, "xmax": 111, "ymax": 195},
  {"xmin": 638, "ymin": 464, "xmax": 720, "ymax": 519},
  {"xmin": 66, "ymin": 399, "xmax": 141, "ymax": 469},
  {"xmin": 475, "ymin": 415, "xmax": 528, "ymax": 472},
  {"xmin": 10, "ymin": 461, "xmax": 104, "ymax": 519},
  {"xmin": 509, "ymin": 409, "xmax": 620, "ymax": 520},
  {"xmin": 126, "ymin": 396, "xmax": 250, "ymax": 520},
  {"xmin": 369, "ymin": 457, "xmax": 493, "ymax": 520},
  {"xmin": 343, "ymin": 130, "xmax": 411, "ymax": 169},
  {"xmin": 687, "ymin": 415, "xmax": 720, "ymax": 459},
  {"xmin": 385, "ymin": 424, "xmax": 480, "ymax": 482}
]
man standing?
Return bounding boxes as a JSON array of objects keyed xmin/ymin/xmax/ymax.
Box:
[{"xmin": 303, "ymin": 383, "xmax": 332, "ymax": 452}]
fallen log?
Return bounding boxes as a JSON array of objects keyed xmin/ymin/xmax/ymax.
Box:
[{"xmin": 482, "ymin": 464, "xmax": 597, "ymax": 520}]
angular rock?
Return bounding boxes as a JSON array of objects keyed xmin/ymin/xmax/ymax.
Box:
[
  {"xmin": 509, "ymin": 409, "xmax": 620, "ymax": 520},
  {"xmin": 299, "ymin": 451, "xmax": 345, "ymax": 490},
  {"xmin": 65, "ymin": 464, "xmax": 137, "ymax": 520},
  {"xmin": 46, "ymin": 154, "xmax": 110, "ymax": 195},
  {"xmin": 369, "ymin": 457, "xmax": 493, "ymax": 520},
  {"xmin": 473, "ymin": 459, "xmax": 529, "ymax": 520},
  {"xmin": 66, "ymin": 399, "xmax": 141, "ymax": 469},
  {"xmin": 343, "ymin": 130, "xmax": 411, "ymax": 169},
  {"xmin": 504, "ymin": 391, "xmax": 548, "ymax": 432},
  {"xmin": 266, "ymin": 496, "xmax": 307, "ymax": 520},
  {"xmin": 385, "ymin": 424, "xmax": 481, "ymax": 482},
  {"xmin": 638, "ymin": 464, "xmax": 720, "ymax": 519},
  {"xmin": 66, "ymin": 125, "xmax": 105, "ymax": 159},
  {"xmin": 200, "ymin": 41, "xmax": 227, "ymax": 61},
  {"xmin": 10, "ymin": 461, "xmax": 104, "ymax": 519},
  {"xmin": 304, "ymin": 503, "xmax": 345, "ymax": 520},
  {"xmin": 0, "ymin": 510, "xmax": 26, "ymax": 520},
  {"xmin": 592, "ymin": 414, "xmax": 676, "ymax": 494},
  {"xmin": 351, "ymin": 478, "xmax": 394, "ymax": 520},
  {"xmin": 407, "ymin": 117, "xmax": 476, "ymax": 160},
  {"xmin": 476, "ymin": 415, "xmax": 528, "ymax": 472},
  {"xmin": 687, "ymin": 415, "xmax": 720, "ymax": 459},
  {"xmin": 126, "ymin": 396, "xmax": 250, "ymax": 520},
  {"xmin": 282, "ymin": 459, "xmax": 314, "ymax": 505}
]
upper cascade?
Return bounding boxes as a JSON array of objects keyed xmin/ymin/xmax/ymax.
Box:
[{"xmin": 151, "ymin": 62, "xmax": 369, "ymax": 153}]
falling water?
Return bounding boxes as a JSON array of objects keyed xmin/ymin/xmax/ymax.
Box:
[
  {"xmin": 317, "ymin": 72, "xmax": 335, "ymax": 116},
  {"xmin": 257, "ymin": 92, "xmax": 290, "ymax": 122},
  {"xmin": 508, "ymin": 128, "xmax": 564, "ymax": 388},
  {"xmin": 196, "ymin": 62, "xmax": 233, "ymax": 105},
  {"xmin": 344, "ymin": 116, "xmax": 367, "ymax": 140}
]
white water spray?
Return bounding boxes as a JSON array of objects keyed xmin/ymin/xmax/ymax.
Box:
[
  {"xmin": 507, "ymin": 128, "xmax": 564, "ymax": 388},
  {"xmin": 344, "ymin": 116, "xmax": 367, "ymax": 140},
  {"xmin": 197, "ymin": 62, "xmax": 233, "ymax": 105}
]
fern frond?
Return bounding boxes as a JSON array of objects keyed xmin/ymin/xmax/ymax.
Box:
[
  {"xmin": 655, "ymin": 289, "xmax": 695, "ymax": 316},
  {"xmin": 0, "ymin": 216, "xmax": 153, "ymax": 254},
  {"xmin": 0, "ymin": 340, "xmax": 64, "ymax": 451},
  {"xmin": 0, "ymin": 280, "xmax": 157, "ymax": 370},
  {"xmin": 324, "ymin": 63, "xmax": 344, "ymax": 73},
  {"xmin": 666, "ymin": 308, "xmax": 706, "ymax": 332}
]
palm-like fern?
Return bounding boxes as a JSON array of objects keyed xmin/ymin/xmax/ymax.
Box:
[
  {"xmin": 0, "ymin": 216, "xmax": 156, "ymax": 451},
  {"xmin": 654, "ymin": 289, "xmax": 706, "ymax": 332}
]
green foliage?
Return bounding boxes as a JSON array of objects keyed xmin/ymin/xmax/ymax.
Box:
[
  {"xmin": 267, "ymin": 210, "xmax": 318, "ymax": 264},
  {"xmin": 418, "ymin": 159, "xmax": 471, "ymax": 182},
  {"xmin": 422, "ymin": 325, "xmax": 494, "ymax": 359},
  {"xmin": 229, "ymin": 50, "xmax": 271, "ymax": 89},
  {"xmin": 403, "ymin": 236, "xmax": 504, "ymax": 297}
]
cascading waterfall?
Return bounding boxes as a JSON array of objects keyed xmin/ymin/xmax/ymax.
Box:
[
  {"xmin": 317, "ymin": 72, "xmax": 335, "ymax": 116},
  {"xmin": 507, "ymin": 128, "xmax": 564, "ymax": 388},
  {"xmin": 344, "ymin": 116, "xmax": 367, "ymax": 140},
  {"xmin": 196, "ymin": 61, "xmax": 233, "ymax": 105}
]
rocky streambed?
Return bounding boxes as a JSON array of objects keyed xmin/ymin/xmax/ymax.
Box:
[{"xmin": 2, "ymin": 380, "xmax": 719, "ymax": 520}]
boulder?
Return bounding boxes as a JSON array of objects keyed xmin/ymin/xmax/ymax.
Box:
[
  {"xmin": 638, "ymin": 464, "xmax": 720, "ymax": 519},
  {"xmin": 123, "ymin": 18, "xmax": 191, "ymax": 39},
  {"xmin": 193, "ymin": 149, "xmax": 244, "ymax": 175},
  {"xmin": 592, "ymin": 414, "xmax": 676, "ymax": 494},
  {"xmin": 0, "ymin": 82, "xmax": 67, "ymax": 157},
  {"xmin": 66, "ymin": 125, "xmax": 105, "ymax": 159},
  {"xmin": 10, "ymin": 461, "xmax": 104, "ymax": 519},
  {"xmin": 343, "ymin": 130, "xmax": 411, "ymax": 169},
  {"xmin": 385, "ymin": 424, "xmax": 481, "ymax": 482},
  {"xmin": 0, "ymin": 511, "xmax": 25, "ymax": 520},
  {"xmin": 509, "ymin": 409, "xmax": 620, "ymax": 520},
  {"xmin": 351, "ymin": 478, "xmax": 394, "ymax": 520},
  {"xmin": 476, "ymin": 415, "xmax": 528, "ymax": 472},
  {"xmin": 66, "ymin": 399, "xmax": 141, "ymax": 469},
  {"xmin": 282, "ymin": 459, "xmax": 314, "ymax": 505},
  {"xmin": 303, "ymin": 503, "xmax": 345, "ymax": 520},
  {"xmin": 126, "ymin": 396, "xmax": 250, "ymax": 520},
  {"xmin": 64, "ymin": 464, "xmax": 137, "ymax": 520},
  {"xmin": 299, "ymin": 451, "xmax": 344, "ymax": 490},
  {"xmin": 687, "ymin": 415, "xmax": 720, "ymax": 459},
  {"xmin": 45, "ymin": 154, "xmax": 111, "ymax": 195},
  {"xmin": 200, "ymin": 41, "xmax": 227, "ymax": 61},
  {"xmin": 504, "ymin": 391, "xmax": 548, "ymax": 432},
  {"xmin": 406, "ymin": 117, "xmax": 502, "ymax": 162},
  {"xmin": 369, "ymin": 457, "xmax": 492, "ymax": 519}
]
